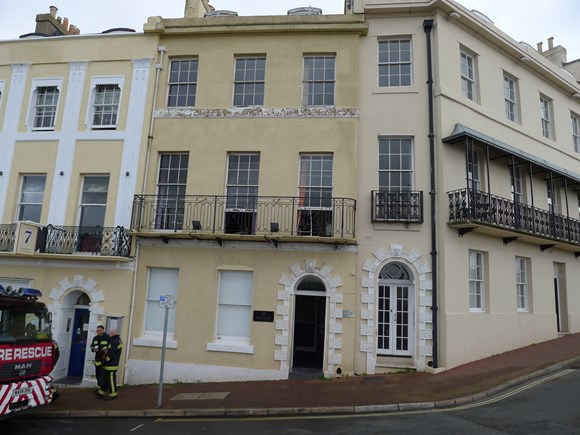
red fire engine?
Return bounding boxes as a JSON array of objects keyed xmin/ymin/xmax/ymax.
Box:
[{"xmin": 0, "ymin": 284, "xmax": 59, "ymax": 418}]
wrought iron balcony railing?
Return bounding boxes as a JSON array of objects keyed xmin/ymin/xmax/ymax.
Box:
[
  {"xmin": 131, "ymin": 195, "xmax": 356, "ymax": 238},
  {"xmin": 448, "ymin": 188, "xmax": 580, "ymax": 245},
  {"xmin": 0, "ymin": 224, "xmax": 16, "ymax": 252},
  {"xmin": 371, "ymin": 190, "xmax": 423, "ymax": 223},
  {"xmin": 0, "ymin": 223, "xmax": 131, "ymax": 257}
]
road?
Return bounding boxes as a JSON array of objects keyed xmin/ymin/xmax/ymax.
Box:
[{"xmin": 6, "ymin": 368, "xmax": 580, "ymax": 434}]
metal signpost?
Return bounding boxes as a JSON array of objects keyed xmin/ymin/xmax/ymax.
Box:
[{"xmin": 156, "ymin": 294, "xmax": 175, "ymax": 408}]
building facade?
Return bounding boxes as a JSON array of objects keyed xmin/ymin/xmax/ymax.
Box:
[
  {"xmin": 353, "ymin": 0, "xmax": 580, "ymax": 374},
  {"xmin": 125, "ymin": 8, "xmax": 367, "ymax": 383},
  {"xmin": 0, "ymin": 8, "xmax": 157, "ymax": 384},
  {"xmin": 1, "ymin": 0, "xmax": 579, "ymax": 386}
]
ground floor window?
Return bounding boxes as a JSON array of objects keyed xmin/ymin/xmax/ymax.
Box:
[{"xmin": 216, "ymin": 270, "xmax": 253, "ymax": 343}]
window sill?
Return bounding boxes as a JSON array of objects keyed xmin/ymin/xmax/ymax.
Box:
[
  {"xmin": 133, "ymin": 336, "xmax": 177, "ymax": 349},
  {"xmin": 206, "ymin": 341, "xmax": 254, "ymax": 354},
  {"xmin": 372, "ymin": 86, "xmax": 417, "ymax": 94}
]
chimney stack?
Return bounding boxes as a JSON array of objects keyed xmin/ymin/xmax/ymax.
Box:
[
  {"xmin": 536, "ymin": 42, "xmax": 543, "ymax": 53},
  {"xmin": 184, "ymin": 0, "xmax": 214, "ymax": 18},
  {"xmin": 548, "ymin": 37, "xmax": 554, "ymax": 50}
]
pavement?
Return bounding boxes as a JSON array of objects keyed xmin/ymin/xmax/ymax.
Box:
[{"xmin": 28, "ymin": 332, "xmax": 580, "ymax": 418}]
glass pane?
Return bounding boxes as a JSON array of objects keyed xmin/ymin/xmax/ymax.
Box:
[
  {"xmin": 217, "ymin": 305, "xmax": 251, "ymax": 338},
  {"xmin": 219, "ymin": 271, "xmax": 253, "ymax": 304}
]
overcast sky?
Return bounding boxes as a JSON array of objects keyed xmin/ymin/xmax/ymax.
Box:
[{"xmin": 1, "ymin": 1, "xmax": 578, "ymax": 61}]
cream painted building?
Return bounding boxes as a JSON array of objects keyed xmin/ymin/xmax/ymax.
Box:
[
  {"xmin": 0, "ymin": 8, "xmax": 157, "ymax": 384},
  {"xmin": 353, "ymin": 0, "xmax": 580, "ymax": 375},
  {"xmin": 125, "ymin": 5, "xmax": 367, "ymax": 383},
  {"xmin": 2, "ymin": 0, "xmax": 579, "ymax": 387}
]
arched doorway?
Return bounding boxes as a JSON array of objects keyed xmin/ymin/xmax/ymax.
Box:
[
  {"xmin": 377, "ymin": 262, "xmax": 415, "ymax": 357},
  {"xmin": 52, "ymin": 291, "xmax": 91, "ymax": 382},
  {"xmin": 291, "ymin": 276, "xmax": 327, "ymax": 375}
]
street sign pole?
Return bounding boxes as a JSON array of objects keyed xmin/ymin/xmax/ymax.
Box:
[{"xmin": 156, "ymin": 294, "xmax": 175, "ymax": 408}]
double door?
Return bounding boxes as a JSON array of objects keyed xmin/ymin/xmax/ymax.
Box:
[{"xmin": 377, "ymin": 283, "xmax": 414, "ymax": 356}]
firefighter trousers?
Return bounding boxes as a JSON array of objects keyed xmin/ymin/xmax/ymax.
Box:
[
  {"xmin": 95, "ymin": 364, "xmax": 105, "ymax": 395},
  {"xmin": 102, "ymin": 368, "xmax": 118, "ymax": 398}
]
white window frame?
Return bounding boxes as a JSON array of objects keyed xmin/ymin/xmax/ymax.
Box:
[
  {"xmin": 571, "ymin": 111, "xmax": 580, "ymax": 153},
  {"xmin": 155, "ymin": 153, "xmax": 189, "ymax": 231},
  {"xmin": 468, "ymin": 250, "xmax": 485, "ymax": 312},
  {"xmin": 78, "ymin": 175, "xmax": 109, "ymax": 228},
  {"xmin": 378, "ymin": 137, "xmax": 414, "ymax": 191},
  {"xmin": 515, "ymin": 257, "xmax": 529, "ymax": 312},
  {"xmin": 207, "ymin": 270, "xmax": 254, "ymax": 354},
  {"xmin": 167, "ymin": 58, "xmax": 198, "ymax": 107},
  {"xmin": 503, "ymin": 73, "xmax": 519, "ymax": 123},
  {"xmin": 226, "ymin": 153, "xmax": 260, "ymax": 210},
  {"xmin": 460, "ymin": 49, "xmax": 477, "ymax": 102},
  {"xmin": 378, "ymin": 38, "xmax": 412, "ymax": 87},
  {"xmin": 17, "ymin": 174, "xmax": 46, "ymax": 223},
  {"xmin": 86, "ymin": 76, "xmax": 124, "ymax": 130},
  {"xmin": 27, "ymin": 78, "xmax": 63, "ymax": 131},
  {"xmin": 302, "ymin": 54, "xmax": 336, "ymax": 106},
  {"xmin": 467, "ymin": 148, "xmax": 481, "ymax": 191},
  {"xmin": 136, "ymin": 267, "xmax": 179, "ymax": 348},
  {"xmin": 233, "ymin": 56, "xmax": 266, "ymax": 107},
  {"xmin": 547, "ymin": 179, "xmax": 559, "ymax": 213},
  {"xmin": 540, "ymin": 95, "xmax": 553, "ymax": 139},
  {"xmin": 510, "ymin": 165, "xmax": 524, "ymax": 203}
]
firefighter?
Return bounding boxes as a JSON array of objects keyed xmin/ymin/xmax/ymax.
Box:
[
  {"xmin": 102, "ymin": 329, "xmax": 123, "ymax": 401},
  {"xmin": 90, "ymin": 325, "xmax": 109, "ymax": 398}
]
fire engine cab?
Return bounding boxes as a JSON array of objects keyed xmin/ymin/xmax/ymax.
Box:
[{"xmin": 0, "ymin": 285, "xmax": 59, "ymax": 419}]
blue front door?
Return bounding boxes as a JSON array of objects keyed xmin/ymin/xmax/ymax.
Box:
[{"xmin": 68, "ymin": 308, "xmax": 89, "ymax": 377}]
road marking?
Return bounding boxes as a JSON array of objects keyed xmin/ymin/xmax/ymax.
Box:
[
  {"xmin": 451, "ymin": 369, "xmax": 574, "ymax": 411},
  {"xmin": 130, "ymin": 423, "xmax": 144, "ymax": 431},
  {"xmin": 155, "ymin": 369, "xmax": 575, "ymax": 423}
]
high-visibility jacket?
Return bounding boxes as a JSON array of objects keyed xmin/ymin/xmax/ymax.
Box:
[
  {"xmin": 91, "ymin": 333, "xmax": 109, "ymax": 366},
  {"xmin": 103, "ymin": 334, "xmax": 123, "ymax": 371}
]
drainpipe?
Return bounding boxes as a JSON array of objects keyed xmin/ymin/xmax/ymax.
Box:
[
  {"xmin": 141, "ymin": 45, "xmax": 166, "ymax": 195},
  {"xmin": 123, "ymin": 46, "xmax": 165, "ymax": 385},
  {"xmin": 123, "ymin": 242, "xmax": 140, "ymax": 385},
  {"xmin": 423, "ymin": 19, "xmax": 439, "ymax": 369}
]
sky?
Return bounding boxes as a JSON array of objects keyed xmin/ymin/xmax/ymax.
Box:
[{"xmin": 1, "ymin": 1, "xmax": 578, "ymax": 61}]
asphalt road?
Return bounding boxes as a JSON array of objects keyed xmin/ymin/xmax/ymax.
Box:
[{"xmin": 7, "ymin": 368, "xmax": 580, "ymax": 434}]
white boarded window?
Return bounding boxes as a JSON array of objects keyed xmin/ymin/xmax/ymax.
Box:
[
  {"xmin": 145, "ymin": 268, "xmax": 179, "ymax": 335},
  {"xmin": 216, "ymin": 271, "xmax": 253, "ymax": 341}
]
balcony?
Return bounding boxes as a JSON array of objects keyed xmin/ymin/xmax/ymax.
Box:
[
  {"xmin": 0, "ymin": 223, "xmax": 131, "ymax": 257},
  {"xmin": 448, "ymin": 188, "xmax": 580, "ymax": 249},
  {"xmin": 131, "ymin": 195, "xmax": 357, "ymax": 240},
  {"xmin": 371, "ymin": 190, "xmax": 423, "ymax": 223}
]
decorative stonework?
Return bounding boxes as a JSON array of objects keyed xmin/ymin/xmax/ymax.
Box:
[
  {"xmin": 361, "ymin": 246, "xmax": 434, "ymax": 373},
  {"xmin": 47, "ymin": 275, "xmax": 105, "ymax": 384},
  {"xmin": 155, "ymin": 106, "xmax": 360, "ymax": 119},
  {"xmin": 276, "ymin": 259, "xmax": 345, "ymax": 378}
]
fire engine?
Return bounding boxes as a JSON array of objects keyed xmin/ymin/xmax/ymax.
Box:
[{"xmin": 0, "ymin": 284, "xmax": 59, "ymax": 419}]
